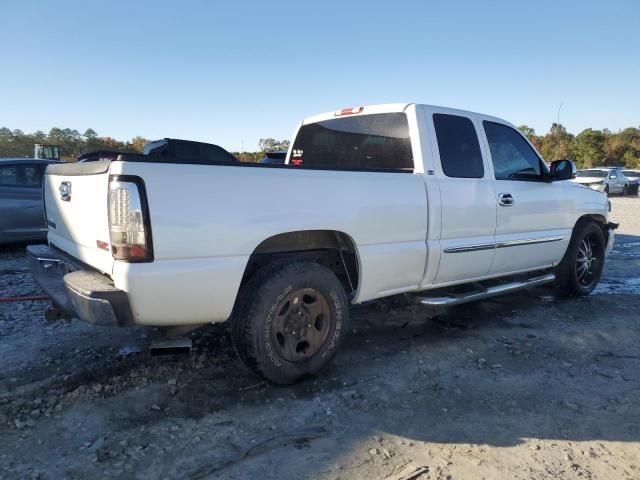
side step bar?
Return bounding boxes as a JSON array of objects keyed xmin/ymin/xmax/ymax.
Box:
[{"xmin": 418, "ymin": 273, "xmax": 556, "ymax": 307}]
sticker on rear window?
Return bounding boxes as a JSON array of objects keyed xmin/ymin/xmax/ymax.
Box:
[{"xmin": 291, "ymin": 149, "xmax": 303, "ymax": 165}]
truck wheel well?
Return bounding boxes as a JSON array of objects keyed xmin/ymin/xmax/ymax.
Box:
[
  {"xmin": 575, "ymin": 214, "xmax": 608, "ymax": 240},
  {"xmin": 240, "ymin": 230, "xmax": 360, "ymax": 296}
]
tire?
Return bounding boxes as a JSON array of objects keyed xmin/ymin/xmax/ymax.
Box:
[
  {"xmin": 555, "ymin": 221, "xmax": 605, "ymax": 296},
  {"xmin": 622, "ymin": 184, "xmax": 629, "ymax": 196},
  {"xmin": 231, "ymin": 261, "xmax": 349, "ymax": 385},
  {"xmin": 604, "ymin": 185, "xmax": 610, "ymax": 196}
]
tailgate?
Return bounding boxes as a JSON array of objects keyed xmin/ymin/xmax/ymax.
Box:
[{"xmin": 44, "ymin": 161, "xmax": 114, "ymax": 275}]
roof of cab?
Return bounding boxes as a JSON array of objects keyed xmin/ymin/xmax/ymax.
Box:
[
  {"xmin": 299, "ymin": 103, "xmax": 513, "ymax": 128},
  {"xmin": 301, "ymin": 103, "xmax": 411, "ymax": 125}
]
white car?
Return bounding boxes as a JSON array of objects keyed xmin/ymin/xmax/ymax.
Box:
[
  {"xmin": 28, "ymin": 103, "xmax": 616, "ymax": 384},
  {"xmin": 572, "ymin": 167, "xmax": 630, "ymax": 195}
]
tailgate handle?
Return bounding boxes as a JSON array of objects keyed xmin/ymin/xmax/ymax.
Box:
[{"xmin": 59, "ymin": 181, "xmax": 72, "ymax": 201}]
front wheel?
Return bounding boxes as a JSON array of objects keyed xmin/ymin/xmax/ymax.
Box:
[
  {"xmin": 622, "ymin": 184, "xmax": 629, "ymax": 196},
  {"xmin": 232, "ymin": 262, "xmax": 349, "ymax": 384},
  {"xmin": 555, "ymin": 222, "xmax": 605, "ymax": 296}
]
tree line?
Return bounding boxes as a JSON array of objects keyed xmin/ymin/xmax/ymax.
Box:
[
  {"xmin": 518, "ymin": 124, "xmax": 640, "ymax": 169},
  {"xmin": 0, "ymin": 127, "xmax": 291, "ymax": 163},
  {"xmin": 0, "ymin": 127, "xmax": 148, "ymax": 160},
  {"xmin": 1, "ymin": 124, "xmax": 638, "ymax": 168},
  {"xmin": 231, "ymin": 138, "xmax": 290, "ymax": 162}
]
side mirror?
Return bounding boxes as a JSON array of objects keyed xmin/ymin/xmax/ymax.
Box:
[{"xmin": 550, "ymin": 159, "xmax": 576, "ymax": 181}]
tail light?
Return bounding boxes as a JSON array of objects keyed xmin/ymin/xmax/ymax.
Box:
[{"xmin": 108, "ymin": 176, "xmax": 153, "ymax": 262}]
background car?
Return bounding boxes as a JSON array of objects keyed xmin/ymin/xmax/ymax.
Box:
[
  {"xmin": 572, "ymin": 167, "xmax": 630, "ymax": 195},
  {"xmin": 622, "ymin": 169, "xmax": 640, "ymax": 194},
  {"xmin": 0, "ymin": 158, "xmax": 57, "ymax": 244},
  {"xmin": 259, "ymin": 150, "xmax": 287, "ymax": 164}
]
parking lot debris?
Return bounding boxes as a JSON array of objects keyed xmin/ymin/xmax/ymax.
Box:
[
  {"xmin": 383, "ymin": 464, "xmax": 430, "ymax": 480},
  {"xmin": 187, "ymin": 427, "xmax": 329, "ymax": 479}
]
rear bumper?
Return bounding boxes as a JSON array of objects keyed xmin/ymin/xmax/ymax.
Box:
[{"xmin": 27, "ymin": 244, "xmax": 134, "ymax": 327}]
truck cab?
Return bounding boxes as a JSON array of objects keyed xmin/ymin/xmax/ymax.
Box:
[{"xmin": 287, "ymin": 104, "xmax": 611, "ymax": 288}]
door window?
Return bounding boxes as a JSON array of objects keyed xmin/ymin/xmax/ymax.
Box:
[
  {"xmin": 0, "ymin": 165, "xmax": 44, "ymax": 187},
  {"xmin": 483, "ymin": 122, "xmax": 543, "ymax": 180},
  {"xmin": 433, "ymin": 114, "xmax": 484, "ymax": 178}
]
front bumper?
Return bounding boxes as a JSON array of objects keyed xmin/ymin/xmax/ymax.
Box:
[{"xmin": 27, "ymin": 244, "xmax": 134, "ymax": 327}]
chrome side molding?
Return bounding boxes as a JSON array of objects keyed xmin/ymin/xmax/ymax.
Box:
[
  {"xmin": 443, "ymin": 243, "xmax": 495, "ymax": 254},
  {"xmin": 496, "ymin": 236, "xmax": 564, "ymax": 248},
  {"xmin": 444, "ymin": 236, "xmax": 564, "ymax": 254}
]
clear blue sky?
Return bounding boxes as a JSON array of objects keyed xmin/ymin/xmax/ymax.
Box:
[{"xmin": 1, "ymin": 0, "xmax": 638, "ymax": 151}]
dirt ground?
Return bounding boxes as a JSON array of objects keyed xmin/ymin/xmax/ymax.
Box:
[{"xmin": 1, "ymin": 197, "xmax": 639, "ymax": 480}]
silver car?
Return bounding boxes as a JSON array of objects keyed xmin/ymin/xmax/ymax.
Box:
[
  {"xmin": 572, "ymin": 167, "xmax": 630, "ymax": 196},
  {"xmin": 0, "ymin": 158, "xmax": 57, "ymax": 244}
]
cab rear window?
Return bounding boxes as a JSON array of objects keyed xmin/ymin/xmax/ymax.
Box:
[{"xmin": 290, "ymin": 113, "xmax": 413, "ymax": 171}]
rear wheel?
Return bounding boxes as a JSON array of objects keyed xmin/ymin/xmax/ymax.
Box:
[
  {"xmin": 232, "ymin": 262, "xmax": 349, "ymax": 384},
  {"xmin": 555, "ymin": 221, "xmax": 605, "ymax": 296}
]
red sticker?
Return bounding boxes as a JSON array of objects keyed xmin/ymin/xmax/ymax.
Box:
[{"xmin": 96, "ymin": 240, "xmax": 110, "ymax": 251}]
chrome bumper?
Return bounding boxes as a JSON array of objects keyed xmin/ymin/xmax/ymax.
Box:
[{"xmin": 27, "ymin": 245, "xmax": 134, "ymax": 327}]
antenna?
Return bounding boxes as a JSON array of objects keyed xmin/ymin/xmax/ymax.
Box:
[{"xmin": 557, "ymin": 101, "xmax": 563, "ymax": 125}]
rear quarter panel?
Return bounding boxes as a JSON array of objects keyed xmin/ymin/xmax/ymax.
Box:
[{"xmin": 109, "ymin": 161, "xmax": 428, "ymax": 325}]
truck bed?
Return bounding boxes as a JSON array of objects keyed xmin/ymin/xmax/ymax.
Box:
[{"xmin": 43, "ymin": 158, "xmax": 428, "ymax": 325}]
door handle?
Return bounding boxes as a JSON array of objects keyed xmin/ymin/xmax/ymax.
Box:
[{"xmin": 498, "ymin": 193, "xmax": 514, "ymax": 206}]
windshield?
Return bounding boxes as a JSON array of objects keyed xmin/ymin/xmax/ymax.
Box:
[{"xmin": 576, "ymin": 170, "xmax": 607, "ymax": 178}]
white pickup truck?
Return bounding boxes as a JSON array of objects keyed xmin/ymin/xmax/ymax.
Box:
[{"xmin": 29, "ymin": 103, "xmax": 616, "ymax": 384}]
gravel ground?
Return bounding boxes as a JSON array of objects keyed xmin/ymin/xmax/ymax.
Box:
[
  {"xmin": 0, "ymin": 197, "xmax": 639, "ymax": 480},
  {"xmin": 609, "ymin": 196, "xmax": 640, "ymax": 235}
]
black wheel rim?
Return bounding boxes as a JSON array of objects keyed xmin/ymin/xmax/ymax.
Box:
[
  {"xmin": 271, "ymin": 288, "xmax": 331, "ymax": 362},
  {"xmin": 575, "ymin": 233, "xmax": 601, "ymax": 288}
]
